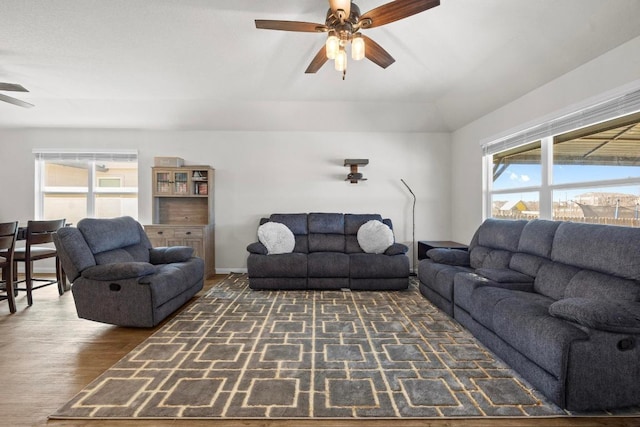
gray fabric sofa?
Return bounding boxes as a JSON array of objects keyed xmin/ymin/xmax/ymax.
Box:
[
  {"xmin": 247, "ymin": 213, "xmax": 410, "ymax": 290},
  {"xmin": 418, "ymin": 218, "xmax": 640, "ymax": 411},
  {"xmin": 53, "ymin": 216, "xmax": 204, "ymax": 327}
]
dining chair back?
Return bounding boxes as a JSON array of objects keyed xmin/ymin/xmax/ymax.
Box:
[
  {"xmin": 0, "ymin": 221, "xmax": 19, "ymax": 313},
  {"xmin": 14, "ymin": 219, "xmax": 66, "ymax": 306}
]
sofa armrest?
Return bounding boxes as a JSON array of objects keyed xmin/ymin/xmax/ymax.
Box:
[
  {"xmin": 475, "ymin": 268, "xmax": 533, "ymax": 283},
  {"xmin": 81, "ymin": 262, "xmax": 156, "ymax": 281},
  {"xmin": 385, "ymin": 243, "xmax": 408, "ymax": 255},
  {"xmin": 149, "ymin": 246, "xmax": 194, "ymax": 264},
  {"xmin": 427, "ymin": 248, "xmax": 470, "ymax": 266},
  {"xmin": 247, "ymin": 241, "xmax": 268, "ymax": 255},
  {"xmin": 549, "ymin": 297, "xmax": 640, "ymax": 334}
]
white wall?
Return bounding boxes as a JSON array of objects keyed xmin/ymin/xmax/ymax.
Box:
[
  {"xmin": 0, "ymin": 130, "xmax": 451, "ymax": 272},
  {"xmin": 450, "ymin": 35, "xmax": 640, "ymax": 244}
]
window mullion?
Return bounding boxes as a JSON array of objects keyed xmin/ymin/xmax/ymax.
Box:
[
  {"xmin": 538, "ymin": 136, "xmax": 553, "ymax": 219},
  {"xmin": 87, "ymin": 161, "xmax": 96, "ymax": 217}
]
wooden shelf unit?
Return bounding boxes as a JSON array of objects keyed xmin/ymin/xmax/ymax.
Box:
[{"xmin": 146, "ymin": 165, "xmax": 215, "ymax": 278}]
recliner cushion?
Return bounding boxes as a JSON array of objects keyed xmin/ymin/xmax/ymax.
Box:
[{"xmin": 77, "ymin": 216, "xmax": 143, "ymax": 254}]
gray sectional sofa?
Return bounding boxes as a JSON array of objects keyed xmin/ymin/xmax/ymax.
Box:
[
  {"xmin": 247, "ymin": 213, "xmax": 410, "ymax": 290},
  {"xmin": 54, "ymin": 216, "xmax": 204, "ymax": 327},
  {"xmin": 418, "ymin": 218, "xmax": 640, "ymax": 411}
]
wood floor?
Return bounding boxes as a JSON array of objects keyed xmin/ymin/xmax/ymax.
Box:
[{"xmin": 1, "ymin": 274, "xmax": 638, "ymax": 427}]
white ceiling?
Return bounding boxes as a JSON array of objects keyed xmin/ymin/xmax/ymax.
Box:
[{"xmin": 1, "ymin": 0, "xmax": 640, "ymax": 132}]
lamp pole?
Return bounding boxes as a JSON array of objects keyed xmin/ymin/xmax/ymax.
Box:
[{"xmin": 400, "ymin": 179, "xmax": 416, "ymax": 276}]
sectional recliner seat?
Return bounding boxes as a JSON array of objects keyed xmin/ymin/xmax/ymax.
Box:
[
  {"xmin": 246, "ymin": 213, "xmax": 410, "ymax": 290},
  {"xmin": 419, "ymin": 218, "xmax": 640, "ymax": 411}
]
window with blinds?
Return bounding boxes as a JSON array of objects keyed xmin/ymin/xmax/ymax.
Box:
[
  {"xmin": 483, "ymin": 88, "xmax": 640, "ymax": 226},
  {"xmin": 33, "ymin": 150, "xmax": 138, "ymax": 224}
]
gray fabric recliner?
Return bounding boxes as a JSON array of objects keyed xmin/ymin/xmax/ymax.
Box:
[
  {"xmin": 53, "ymin": 216, "xmax": 204, "ymax": 327},
  {"xmin": 419, "ymin": 218, "xmax": 640, "ymax": 411}
]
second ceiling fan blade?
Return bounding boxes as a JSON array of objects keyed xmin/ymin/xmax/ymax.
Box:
[
  {"xmin": 362, "ymin": 35, "xmax": 395, "ymax": 69},
  {"xmin": 0, "ymin": 93, "xmax": 34, "ymax": 108},
  {"xmin": 305, "ymin": 45, "xmax": 329, "ymax": 73},
  {"xmin": 361, "ymin": 0, "xmax": 440, "ymax": 29},
  {"xmin": 255, "ymin": 20, "xmax": 326, "ymax": 32},
  {"xmin": 0, "ymin": 82, "xmax": 29, "ymax": 92}
]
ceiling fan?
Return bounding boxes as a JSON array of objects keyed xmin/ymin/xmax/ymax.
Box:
[
  {"xmin": 0, "ymin": 82, "xmax": 34, "ymax": 108},
  {"xmin": 255, "ymin": 0, "xmax": 440, "ymax": 79}
]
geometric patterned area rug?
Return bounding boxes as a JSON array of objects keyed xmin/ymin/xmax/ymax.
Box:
[{"xmin": 50, "ymin": 273, "xmax": 637, "ymax": 420}]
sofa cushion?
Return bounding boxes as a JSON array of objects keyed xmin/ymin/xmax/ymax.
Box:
[
  {"xmin": 564, "ymin": 270, "xmax": 640, "ymax": 302},
  {"xmin": 270, "ymin": 213, "xmax": 308, "ymax": 235},
  {"xmin": 549, "ymin": 297, "xmax": 640, "ymax": 334},
  {"xmin": 258, "ymin": 222, "xmax": 295, "ymax": 255},
  {"xmin": 475, "ymin": 268, "xmax": 533, "ymax": 284},
  {"xmin": 308, "ymin": 252, "xmax": 349, "ymax": 277},
  {"xmin": 491, "ymin": 292, "xmax": 588, "ymax": 378},
  {"xmin": 139, "ymin": 261, "xmax": 203, "ymax": 307},
  {"xmin": 350, "ymin": 253, "xmax": 409, "ymax": 278},
  {"xmin": 309, "ymin": 234, "xmax": 345, "ymax": 253},
  {"xmin": 357, "ymin": 220, "xmax": 394, "ymax": 254},
  {"xmin": 517, "ymin": 219, "xmax": 561, "ymax": 257},
  {"xmin": 149, "ymin": 246, "xmax": 194, "ymax": 264},
  {"xmin": 470, "ymin": 246, "xmax": 512, "ymax": 269},
  {"xmin": 93, "ymin": 243, "xmax": 151, "ymax": 265},
  {"xmin": 345, "ymin": 214, "xmax": 383, "ymax": 235},
  {"xmin": 427, "ymin": 248, "xmax": 470, "ymax": 266},
  {"xmin": 551, "ymin": 222, "xmax": 640, "ymax": 280},
  {"xmin": 509, "ymin": 252, "xmax": 548, "ymax": 277},
  {"xmin": 476, "ymin": 218, "xmax": 527, "ymax": 252},
  {"xmin": 81, "ymin": 262, "xmax": 156, "ymax": 281},
  {"xmin": 533, "ymin": 262, "xmax": 580, "ymax": 301},
  {"xmin": 247, "ymin": 252, "xmax": 308, "ymax": 278},
  {"xmin": 77, "ymin": 216, "xmax": 143, "ymax": 254},
  {"xmin": 418, "ymin": 260, "xmax": 472, "ymax": 302},
  {"xmin": 385, "ymin": 243, "xmax": 409, "ymax": 256},
  {"xmin": 308, "ymin": 213, "xmax": 344, "ymax": 234}
]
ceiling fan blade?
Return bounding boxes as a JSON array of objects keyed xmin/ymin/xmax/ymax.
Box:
[
  {"xmin": 305, "ymin": 45, "xmax": 329, "ymax": 73},
  {"xmin": 0, "ymin": 82, "xmax": 29, "ymax": 92},
  {"xmin": 255, "ymin": 20, "xmax": 326, "ymax": 32},
  {"xmin": 0, "ymin": 93, "xmax": 34, "ymax": 108},
  {"xmin": 361, "ymin": 0, "xmax": 440, "ymax": 28},
  {"xmin": 361, "ymin": 35, "xmax": 395, "ymax": 69},
  {"xmin": 328, "ymin": 0, "xmax": 351, "ymax": 18}
]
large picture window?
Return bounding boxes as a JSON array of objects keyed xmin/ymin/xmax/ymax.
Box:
[
  {"xmin": 34, "ymin": 150, "xmax": 138, "ymax": 225},
  {"xmin": 483, "ymin": 89, "xmax": 640, "ymax": 227}
]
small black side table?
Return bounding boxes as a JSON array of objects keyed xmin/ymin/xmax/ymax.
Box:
[{"xmin": 417, "ymin": 240, "xmax": 469, "ymax": 260}]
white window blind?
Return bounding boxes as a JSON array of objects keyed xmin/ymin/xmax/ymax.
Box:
[
  {"xmin": 33, "ymin": 149, "xmax": 138, "ymax": 162},
  {"xmin": 483, "ymin": 87, "xmax": 640, "ymax": 155}
]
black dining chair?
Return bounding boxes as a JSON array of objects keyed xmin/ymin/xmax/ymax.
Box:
[
  {"xmin": 0, "ymin": 221, "xmax": 19, "ymax": 313},
  {"xmin": 12, "ymin": 219, "xmax": 66, "ymax": 306}
]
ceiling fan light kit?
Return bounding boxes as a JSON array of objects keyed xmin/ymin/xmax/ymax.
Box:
[
  {"xmin": 344, "ymin": 159, "xmax": 368, "ymax": 183},
  {"xmin": 255, "ymin": 0, "xmax": 440, "ymax": 79}
]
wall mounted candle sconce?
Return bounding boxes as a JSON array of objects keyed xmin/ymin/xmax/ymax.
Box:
[{"xmin": 344, "ymin": 159, "xmax": 368, "ymax": 183}]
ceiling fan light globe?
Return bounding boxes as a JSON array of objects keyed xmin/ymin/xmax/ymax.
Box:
[
  {"xmin": 351, "ymin": 34, "xmax": 365, "ymax": 60},
  {"xmin": 326, "ymin": 33, "xmax": 339, "ymax": 59},
  {"xmin": 335, "ymin": 48, "xmax": 347, "ymax": 71}
]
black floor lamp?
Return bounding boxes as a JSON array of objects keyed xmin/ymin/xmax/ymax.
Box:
[{"xmin": 401, "ymin": 179, "xmax": 417, "ymax": 276}]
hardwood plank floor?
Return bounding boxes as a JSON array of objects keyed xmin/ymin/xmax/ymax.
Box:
[{"xmin": 1, "ymin": 274, "xmax": 638, "ymax": 427}]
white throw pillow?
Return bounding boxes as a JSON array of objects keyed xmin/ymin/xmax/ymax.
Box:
[
  {"xmin": 357, "ymin": 220, "xmax": 394, "ymax": 254},
  {"xmin": 257, "ymin": 222, "xmax": 295, "ymax": 255}
]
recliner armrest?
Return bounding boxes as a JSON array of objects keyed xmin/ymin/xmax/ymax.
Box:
[
  {"xmin": 81, "ymin": 262, "xmax": 156, "ymax": 281},
  {"xmin": 247, "ymin": 241, "xmax": 268, "ymax": 255},
  {"xmin": 549, "ymin": 297, "xmax": 640, "ymax": 334},
  {"xmin": 427, "ymin": 248, "xmax": 470, "ymax": 266},
  {"xmin": 149, "ymin": 246, "xmax": 194, "ymax": 264},
  {"xmin": 385, "ymin": 243, "xmax": 409, "ymax": 255}
]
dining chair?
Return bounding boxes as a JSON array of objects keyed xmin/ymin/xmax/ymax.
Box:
[
  {"xmin": 13, "ymin": 219, "xmax": 66, "ymax": 306},
  {"xmin": 0, "ymin": 221, "xmax": 19, "ymax": 313}
]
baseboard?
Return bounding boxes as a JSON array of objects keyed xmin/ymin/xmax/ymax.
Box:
[{"xmin": 216, "ymin": 268, "xmax": 248, "ymax": 274}]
